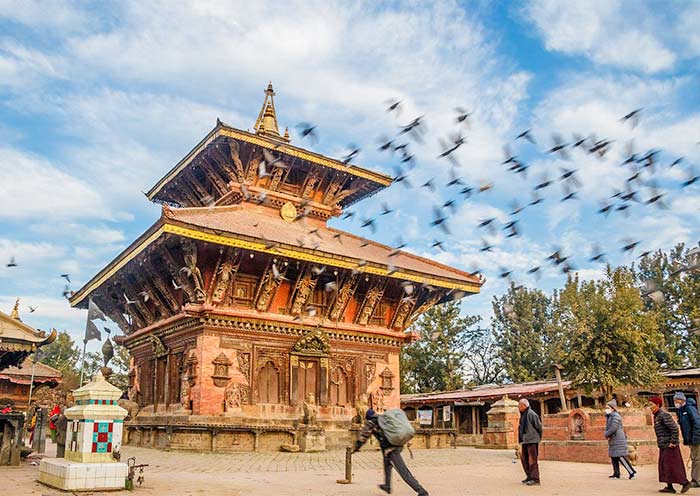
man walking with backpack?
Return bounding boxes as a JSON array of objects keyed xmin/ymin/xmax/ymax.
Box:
[{"xmin": 353, "ymin": 408, "xmax": 429, "ymax": 496}]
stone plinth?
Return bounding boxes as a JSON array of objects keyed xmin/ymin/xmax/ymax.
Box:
[
  {"xmin": 39, "ymin": 372, "xmax": 128, "ymax": 491},
  {"xmin": 540, "ymin": 408, "xmax": 661, "ymax": 465},
  {"xmin": 297, "ymin": 427, "xmax": 326, "ymax": 452},
  {"xmin": 39, "ymin": 458, "xmax": 128, "ymax": 491},
  {"xmin": 483, "ymin": 396, "xmax": 520, "ymax": 449}
]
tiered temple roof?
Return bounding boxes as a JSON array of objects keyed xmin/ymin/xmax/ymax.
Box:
[{"xmin": 70, "ymin": 83, "xmax": 482, "ymax": 342}]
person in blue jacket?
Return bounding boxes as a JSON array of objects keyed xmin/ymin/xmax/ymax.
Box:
[{"xmin": 674, "ymin": 392, "xmax": 700, "ymax": 487}]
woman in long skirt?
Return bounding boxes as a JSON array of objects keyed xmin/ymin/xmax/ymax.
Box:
[{"xmin": 650, "ymin": 396, "xmax": 691, "ymax": 493}]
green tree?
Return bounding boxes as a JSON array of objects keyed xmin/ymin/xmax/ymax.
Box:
[
  {"xmin": 39, "ymin": 331, "xmax": 82, "ymax": 390},
  {"xmin": 400, "ymin": 301, "xmax": 480, "ymax": 394},
  {"xmin": 492, "ymin": 284, "xmax": 560, "ymax": 382},
  {"xmin": 556, "ymin": 267, "xmax": 662, "ymax": 400},
  {"xmin": 462, "ymin": 326, "xmax": 504, "ymax": 385},
  {"xmin": 636, "ymin": 243, "xmax": 700, "ymax": 368}
]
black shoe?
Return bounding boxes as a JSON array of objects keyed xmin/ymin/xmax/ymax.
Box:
[
  {"xmin": 609, "ymin": 474, "xmax": 620, "ymax": 479},
  {"xmin": 691, "ymin": 481, "xmax": 700, "ymax": 488},
  {"xmin": 629, "ymin": 472, "xmax": 636, "ymax": 480},
  {"xmin": 522, "ymin": 479, "xmax": 531, "ymax": 484},
  {"xmin": 525, "ymin": 480, "xmax": 540, "ymax": 486},
  {"xmin": 659, "ymin": 487, "xmax": 676, "ymax": 493},
  {"xmin": 682, "ymin": 482, "xmax": 691, "ymax": 493},
  {"xmin": 378, "ymin": 484, "xmax": 391, "ymax": 494}
]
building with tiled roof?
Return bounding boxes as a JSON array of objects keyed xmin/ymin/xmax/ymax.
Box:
[
  {"xmin": 0, "ymin": 300, "xmax": 56, "ymax": 370},
  {"xmin": 70, "ymin": 83, "xmax": 482, "ymax": 452},
  {"xmin": 0, "ymin": 357, "xmax": 61, "ymax": 412}
]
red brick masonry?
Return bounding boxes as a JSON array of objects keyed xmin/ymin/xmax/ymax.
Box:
[{"xmin": 540, "ymin": 408, "xmax": 690, "ymax": 465}]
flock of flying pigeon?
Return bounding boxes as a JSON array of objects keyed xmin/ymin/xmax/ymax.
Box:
[
  {"xmin": 296, "ymin": 101, "xmax": 699, "ymax": 295},
  {"xmin": 4, "ymin": 100, "xmax": 699, "ymax": 318}
]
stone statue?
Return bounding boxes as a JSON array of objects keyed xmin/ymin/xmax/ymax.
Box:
[
  {"xmin": 302, "ymin": 393, "xmax": 318, "ymax": 425},
  {"xmin": 354, "ymin": 394, "xmax": 369, "ymax": 425}
]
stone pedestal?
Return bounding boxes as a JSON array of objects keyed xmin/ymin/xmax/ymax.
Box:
[
  {"xmin": 483, "ymin": 396, "xmax": 520, "ymax": 449},
  {"xmin": 39, "ymin": 372, "xmax": 128, "ymax": 491},
  {"xmin": 297, "ymin": 427, "xmax": 325, "ymax": 452}
]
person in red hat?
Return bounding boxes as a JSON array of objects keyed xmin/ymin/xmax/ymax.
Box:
[{"xmin": 650, "ymin": 396, "xmax": 691, "ymax": 493}]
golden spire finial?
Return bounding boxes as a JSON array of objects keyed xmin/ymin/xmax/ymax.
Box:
[
  {"xmin": 10, "ymin": 298, "xmax": 20, "ymax": 320},
  {"xmin": 253, "ymin": 82, "xmax": 290, "ymax": 142}
]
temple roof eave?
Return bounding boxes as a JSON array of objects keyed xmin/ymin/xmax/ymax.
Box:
[
  {"xmin": 146, "ymin": 123, "xmax": 393, "ymax": 203},
  {"xmin": 70, "ymin": 214, "xmax": 481, "ymax": 309}
]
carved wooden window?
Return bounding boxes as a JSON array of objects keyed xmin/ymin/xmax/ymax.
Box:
[
  {"xmin": 232, "ymin": 275, "xmax": 257, "ymax": 307},
  {"xmin": 308, "ymin": 286, "xmax": 330, "ymax": 314},
  {"xmin": 257, "ymin": 361, "xmax": 280, "ymax": 404},
  {"xmin": 370, "ymin": 300, "xmax": 391, "ymax": 326}
]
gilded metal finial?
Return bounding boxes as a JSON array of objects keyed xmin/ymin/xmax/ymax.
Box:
[
  {"xmin": 10, "ymin": 298, "xmax": 20, "ymax": 320},
  {"xmin": 253, "ymin": 82, "xmax": 290, "ymax": 142}
]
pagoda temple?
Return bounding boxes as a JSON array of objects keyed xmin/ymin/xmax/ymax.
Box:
[{"xmin": 70, "ymin": 83, "xmax": 482, "ymax": 451}]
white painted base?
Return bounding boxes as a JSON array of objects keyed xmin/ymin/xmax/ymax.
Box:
[{"xmin": 39, "ymin": 458, "xmax": 127, "ymax": 491}]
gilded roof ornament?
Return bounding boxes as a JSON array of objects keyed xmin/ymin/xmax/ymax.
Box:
[
  {"xmin": 253, "ymin": 82, "xmax": 290, "ymax": 143},
  {"xmin": 10, "ymin": 298, "xmax": 20, "ymax": 321}
]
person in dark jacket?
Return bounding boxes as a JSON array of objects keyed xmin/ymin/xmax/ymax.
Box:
[
  {"xmin": 353, "ymin": 409, "xmax": 428, "ymax": 496},
  {"xmin": 518, "ymin": 399, "xmax": 543, "ymax": 486},
  {"xmin": 674, "ymin": 392, "xmax": 700, "ymax": 487},
  {"xmin": 604, "ymin": 399, "xmax": 636, "ymax": 479},
  {"xmin": 650, "ymin": 396, "xmax": 691, "ymax": 493}
]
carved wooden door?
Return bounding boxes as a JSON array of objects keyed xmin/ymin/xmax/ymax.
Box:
[
  {"xmin": 295, "ymin": 359, "xmax": 319, "ymax": 403},
  {"xmin": 257, "ymin": 361, "xmax": 280, "ymax": 404},
  {"xmin": 330, "ymin": 367, "xmax": 349, "ymax": 406}
]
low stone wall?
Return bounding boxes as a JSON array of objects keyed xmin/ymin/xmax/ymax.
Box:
[{"xmin": 539, "ymin": 408, "xmax": 688, "ymax": 465}]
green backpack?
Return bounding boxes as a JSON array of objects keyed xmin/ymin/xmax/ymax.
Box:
[{"xmin": 378, "ymin": 408, "xmax": 415, "ymax": 446}]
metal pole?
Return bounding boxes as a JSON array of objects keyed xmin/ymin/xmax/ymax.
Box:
[
  {"xmin": 79, "ymin": 339, "xmax": 88, "ymax": 386},
  {"xmin": 27, "ymin": 351, "xmax": 37, "ymax": 410}
]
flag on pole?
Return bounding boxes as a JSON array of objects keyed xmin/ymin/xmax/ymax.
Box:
[
  {"xmin": 84, "ymin": 298, "xmax": 105, "ymax": 342},
  {"xmin": 88, "ymin": 298, "xmax": 107, "ymax": 322},
  {"xmin": 85, "ymin": 319, "xmax": 102, "ymax": 342}
]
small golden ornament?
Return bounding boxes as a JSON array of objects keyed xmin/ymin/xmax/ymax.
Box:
[{"xmin": 280, "ymin": 201, "xmax": 297, "ymax": 222}]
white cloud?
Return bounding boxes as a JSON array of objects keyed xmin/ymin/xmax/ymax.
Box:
[
  {"xmin": 0, "ymin": 147, "xmax": 107, "ymax": 221},
  {"xmin": 523, "ymin": 0, "xmax": 679, "ymax": 73}
]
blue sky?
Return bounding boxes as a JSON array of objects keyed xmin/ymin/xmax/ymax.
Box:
[{"xmin": 1, "ymin": 1, "xmax": 699, "ymax": 354}]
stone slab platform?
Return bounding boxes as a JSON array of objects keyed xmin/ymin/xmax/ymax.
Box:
[{"xmin": 39, "ymin": 458, "xmax": 127, "ymax": 491}]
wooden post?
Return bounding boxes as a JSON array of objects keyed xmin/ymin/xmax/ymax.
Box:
[
  {"xmin": 553, "ymin": 364, "xmax": 568, "ymax": 412},
  {"xmin": 337, "ymin": 446, "xmax": 353, "ymax": 484}
]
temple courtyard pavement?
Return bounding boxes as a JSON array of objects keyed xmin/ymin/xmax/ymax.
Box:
[{"xmin": 3, "ymin": 442, "xmax": 678, "ymax": 495}]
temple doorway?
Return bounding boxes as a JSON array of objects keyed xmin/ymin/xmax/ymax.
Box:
[{"xmin": 295, "ymin": 359, "xmax": 320, "ymax": 404}]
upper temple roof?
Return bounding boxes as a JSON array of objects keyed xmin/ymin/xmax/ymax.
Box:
[{"xmin": 146, "ymin": 84, "xmax": 392, "ymax": 211}]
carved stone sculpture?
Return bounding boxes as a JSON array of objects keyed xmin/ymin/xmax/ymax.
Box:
[
  {"xmin": 302, "ymin": 393, "xmax": 318, "ymax": 425},
  {"xmin": 224, "ymin": 381, "xmax": 249, "ymax": 411}
]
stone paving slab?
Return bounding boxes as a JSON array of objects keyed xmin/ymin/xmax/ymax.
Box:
[{"xmin": 2, "ymin": 442, "xmax": 678, "ymax": 496}]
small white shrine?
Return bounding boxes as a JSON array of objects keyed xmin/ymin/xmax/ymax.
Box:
[{"xmin": 39, "ymin": 371, "xmax": 128, "ymax": 491}]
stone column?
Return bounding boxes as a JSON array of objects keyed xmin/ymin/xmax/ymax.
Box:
[{"xmin": 483, "ymin": 396, "xmax": 520, "ymax": 449}]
